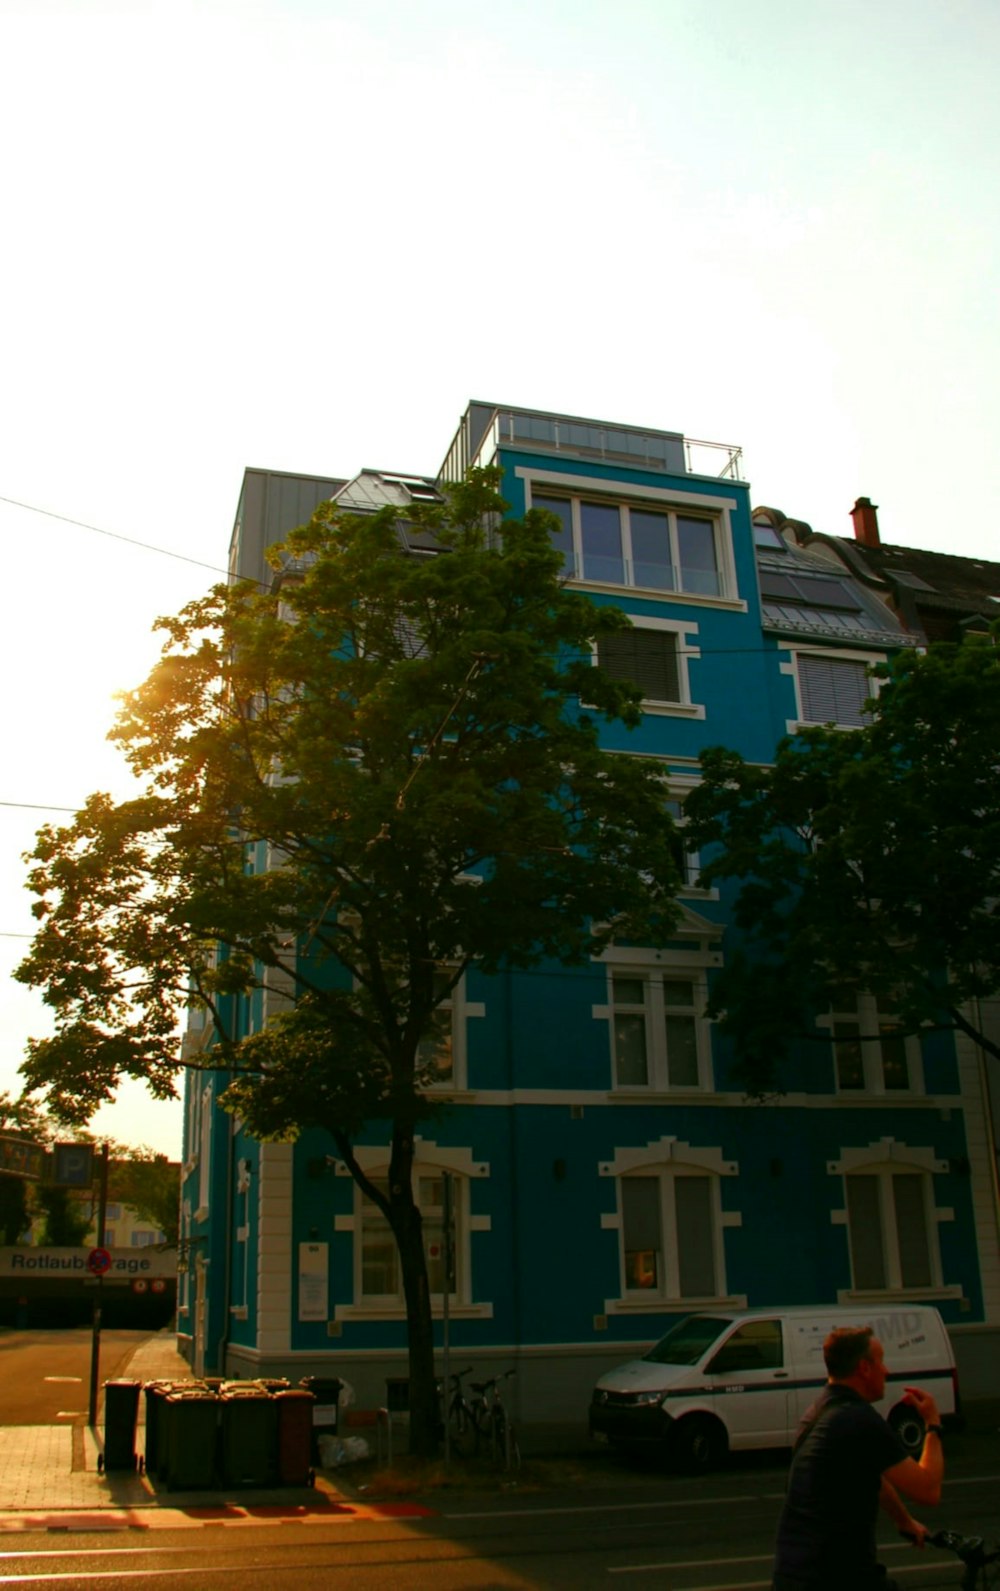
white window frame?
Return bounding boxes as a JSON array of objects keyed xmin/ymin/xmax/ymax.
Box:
[
  {"xmin": 418, "ymin": 969, "xmax": 485, "ymax": 1093},
  {"xmin": 828, "ymin": 1139, "xmax": 960, "ymax": 1304},
  {"xmin": 519, "ymin": 468, "xmax": 743, "ymax": 607},
  {"xmin": 780, "ymin": 646, "xmax": 884, "ymax": 733},
  {"xmin": 195, "ymin": 1085, "xmax": 212, "ymax": 1221},
  {"xmin": 818, "ymin": 993, "xmax": 925, "ymax": 1096},
  {"xmin": 664, "ymin": 781, "xmax": 713, "ymax": 896},
  {"xmin": 598, "ymin": 965, "xmax": 712, "ymax": 1092},
  {"xmin": 599, "ymin": 1138, "xmax": 745, "ymax": 1313},
  {"xmin": 332, "ymin": 1140, "xmax": 493, "ymax": 1321},
  {"xmin": 590, "ymin": 615, "xmax": 704, "ymax": 719}
]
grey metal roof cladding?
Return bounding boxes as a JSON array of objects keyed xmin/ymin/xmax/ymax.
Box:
[{"xmin": 231, "ymin": 467, "xmax": 346, "ymax": 589}]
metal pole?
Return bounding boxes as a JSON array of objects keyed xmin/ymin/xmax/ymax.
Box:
[
  {"xmin": 87, "ymin": 1143, "xmax": 109, "ymax": 1429},
  {"xmin": 441, "ymin": 1171, "xmax": 452, "ymax": 1468}
]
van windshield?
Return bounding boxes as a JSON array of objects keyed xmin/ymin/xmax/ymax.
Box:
[{"xmin": 644, "ymin": 1315, "xmax": 731, "ymax": 1365}]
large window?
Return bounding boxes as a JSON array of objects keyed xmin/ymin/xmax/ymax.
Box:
[
  {"xmin": 621, "ymin": 1171, "xmax": 720, "ymax": 1300},
  {"xmin": 534, "ymin": 492, "xmax": 724, "ymax": 596},
  {"xmin": 845, "ymin": 1170, "xmax": 935, "ymax": 1291},
  {"xmin": 609, "ymin": 970, "xmax": 708, "ymax": 1090},
  {"xmin": 825, "ymin": 993, "xmax": 923, "ymax": 1094}
]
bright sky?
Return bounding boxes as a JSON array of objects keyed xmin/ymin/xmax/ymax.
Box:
[{"xmin": 2, "ymin": 0, "xmax": 997, "ymax": 1156}]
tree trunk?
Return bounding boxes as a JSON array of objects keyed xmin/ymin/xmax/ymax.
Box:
[{"xmin": 387, "ymin": 1129, "xmax": 439, "ymax": 1459}]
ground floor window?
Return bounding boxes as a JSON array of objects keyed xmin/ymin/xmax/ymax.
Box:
[
  {"xmin": 359, "ymin": 1173, "xmax": 462, "ymax": 1302},
  {"xmin": 845, "ymin": 1169, "xmax": 935, "ymax": 1290},
  {"xmin": 620, "ymin": 1169, "xmax": 720, "ymax": 1300}
]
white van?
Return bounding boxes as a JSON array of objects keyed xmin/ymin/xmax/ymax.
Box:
[{"xmin": 589, "ymin": 1304, "xmax": 957, "ymax": 1471}]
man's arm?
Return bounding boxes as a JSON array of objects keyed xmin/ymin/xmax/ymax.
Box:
[
  {"xmin": 878, "ymin": 1477, "xmax": 928, "ymax": 1544},
  {"xmin": 883, "ymin": 1387, "xmax": 944, "ymax": 1507}
]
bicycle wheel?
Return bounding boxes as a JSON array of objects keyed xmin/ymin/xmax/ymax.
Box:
[
  {"xmin": 493, "ymin": 1406, "xmax": 520, "ymax": 1469},
  {"xmin": 450, "ymin": 1400, "xmax": 473, "ymax": 1458}
]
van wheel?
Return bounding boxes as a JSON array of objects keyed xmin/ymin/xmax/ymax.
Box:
[
  {"xmin": 673, "ymin": 1415, "xmax": 726, "ymax": 1474},
  {"xmin": 889, "ymin": 1403, "xmax": 925, "ymax": 1457}
]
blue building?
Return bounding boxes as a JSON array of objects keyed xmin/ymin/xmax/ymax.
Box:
[{"xmin": 178, "ymin": 404, "xmax": 999, "ymax": 1426}]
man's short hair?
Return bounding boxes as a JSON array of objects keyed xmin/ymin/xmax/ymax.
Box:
[{"xmin": 824, "ymin": 1325, "xmax": 875, "ymax": 1379}]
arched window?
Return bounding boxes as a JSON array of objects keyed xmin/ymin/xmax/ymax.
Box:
[
  {"xmin": 600, "ymin": 1139, "xmax": 744, "ymax": 1313},
  {"xmin": 829, "ymin": 1140, "xmax": 960, "ymax": 1301}
]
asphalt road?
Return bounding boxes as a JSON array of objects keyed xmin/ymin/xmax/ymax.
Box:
[
  {"xmin": 0, "ymin": 1448, "xmax": 997, "ymax": 1588},
  {"xmin": 0, "ymin": 1328, "xmax": 149, "ymax": 1423}
]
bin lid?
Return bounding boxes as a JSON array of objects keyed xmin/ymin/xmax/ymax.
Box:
[
  {"xmin": 221, "ymin": 1387, "xmax": 272, "ymax": 1400},
  {"xmin": 274, "ymin": 1389, "xmax": 315, "ymax": 1402},
  {"xmin": 299, "ymin": 1376, "xmax": 343, "ymax": 1391},
  {"xmin": 103, "ymin": 1378, "xmax": 142, "ymax": 1389},
  {"xmin": 165, "ymin": 1389, "xmax": 219, "ymax": 1402}
]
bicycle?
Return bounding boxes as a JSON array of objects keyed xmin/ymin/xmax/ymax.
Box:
[
  {"xmin": 903, "ymin": 1529, "xmax": 1000, "ymax": 1590},
  {"xmin": 437, "ymin": 1365, "xmax": 478, "ymax": 1456},
  {"xmin": 469, "ymin": 1369, "xmax": 521, "ymax": 1470}
]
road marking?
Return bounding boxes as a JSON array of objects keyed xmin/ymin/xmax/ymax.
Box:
[
  {"xmin": 43, "ymin": 1378, "xmax": 83, "ymax": 1385},
  {"xmin": 449, "ymin": 1491, "xmax": 785, "ymax": 1521},
  {"xmin": 609, "ymin": 1552, "xmax": 772, "ymax": 1576}
]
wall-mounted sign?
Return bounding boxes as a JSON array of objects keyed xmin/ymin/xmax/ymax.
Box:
[{"xmin": 298, "ymin": 1242, "xmax": 329, "ymax": 1322}]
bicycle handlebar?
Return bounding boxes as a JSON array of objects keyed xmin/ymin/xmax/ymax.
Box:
[{"xmin": 902, "ymin": 1529, "xmax": 1000, "ymax": 1568}]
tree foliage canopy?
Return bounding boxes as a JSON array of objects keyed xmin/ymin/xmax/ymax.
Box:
[
  {"xmin": 17, "ymin": 469, "xmax": 683, "ymax": 1453},
  {"xmin": 18, "ymin": 470, "xmax": 681, "ymax": 1129},
  {"xmin": 685, "ymin": 633, "xmax": 1000, "ymax": 1095}
]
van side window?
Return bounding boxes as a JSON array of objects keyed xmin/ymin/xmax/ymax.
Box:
[{"xmin": 708, "ymin": 1319, "xmax": 783, "ymax": 1373}]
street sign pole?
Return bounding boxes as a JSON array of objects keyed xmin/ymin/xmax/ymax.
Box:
[
  {"xmin": 442, "ymin": 1171, "xmax": 453, "ymax": 1468},
  {"xmin": 87, "ymin": 1143, "xmax": 109, "ymax": 1429}
]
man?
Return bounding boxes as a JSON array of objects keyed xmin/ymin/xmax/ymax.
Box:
[{"xmin": 772, "ymin": 1325, "xmax": 944, "ymax": 1590}]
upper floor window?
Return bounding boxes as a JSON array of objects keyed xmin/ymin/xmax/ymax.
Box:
[
  {"xmin": 793, "ymin": 653, "xmax": 874, "ymax": 728},
  {"xmin": 593, "ymin": 618, "xmax": 704, "ymax": 718},
  {"xmin": 665, "ymin": 794, "xmax": 704, "ymax": 892},
  {"xmin": 608, "ymin": 969, "xmax": 710, "ymax": 1091},
  {"xmin": 597, "ymin": 630, "xmax": 680, "ymax": 704},
  {"xmin": 416, "ymin": 969, "xmax": 485, "ymax": 1092},
  {"xmin": 534, "ymin": 492, "xmax": 724, "ymax": 597},
  {"xmin": 824, "ymin": 993, "xmax": 923, "ymax": 1095}
]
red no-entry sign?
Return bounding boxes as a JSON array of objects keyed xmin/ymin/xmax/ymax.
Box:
[{"xmin": 86, "ymin": 1247, "xmax": 112, "ymax": 1277}]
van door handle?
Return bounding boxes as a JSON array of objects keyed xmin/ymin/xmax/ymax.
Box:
[{"xmin": 773, "ymin": 1372, "xmax": 789, "ymax": 1379}]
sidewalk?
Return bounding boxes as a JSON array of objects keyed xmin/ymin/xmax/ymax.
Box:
[{"xmin": 0, "ymin": 1330, "xmax": 351, "ymax": 1526}]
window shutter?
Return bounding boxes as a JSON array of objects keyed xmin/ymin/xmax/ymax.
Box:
[
  {"xmin": 598, "ymin": 631, "xmax": 681, "ymax": 703},
  {"xmin": 675, "ymin": 1176, "xmax": 716, "ymax": 1297},
  {"xmin": 846, "ymin": 1175, "xmax": 887, "ymax": 1289},
  {"xmin": 798, "ymin": 655, "xmax": 869, "ymax": 725},
  {"xmin": 893, "ymin": 1174, "xmax": 932, "ymax": 1287}
]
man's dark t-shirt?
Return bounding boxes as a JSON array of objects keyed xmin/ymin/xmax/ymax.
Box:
[{"xmin": 772, "ymin": 1385, "xmax": 907, "ymax": 1589}]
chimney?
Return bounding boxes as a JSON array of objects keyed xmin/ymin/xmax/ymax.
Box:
[{"xmin": 850, "ymin": 496, "xmax": 880, "ymax": 547}]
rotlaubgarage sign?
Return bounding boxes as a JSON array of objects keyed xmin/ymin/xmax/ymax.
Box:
[{"xmin": 0, "ymin": 1246, "xmax": 176, "ymax": 1279}]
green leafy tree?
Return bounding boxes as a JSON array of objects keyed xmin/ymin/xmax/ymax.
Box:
[
  {"xmin": 110, "ymin": 1148, "xmax": 179, "ymax": 1245},
  {"xmin": 685, "ymin": 633, "xmax": 1000, "ymax": 1096},
  {"xmin": 34, "ymin": 1183, "xmax": 91, "ymax": 1246},
  {"xmin": 17, "ymin": 470, "xmax": 683, "ymax": 1455}
]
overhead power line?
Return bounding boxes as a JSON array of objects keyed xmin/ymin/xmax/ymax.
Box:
[{"xmin": 0, "ymin": 493, "xmax": 231, "ymax": 579}]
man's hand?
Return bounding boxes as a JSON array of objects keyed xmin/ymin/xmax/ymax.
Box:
[
  {"xmin": 903, "ymin": 1385, "xmax": 941, "ymax": 1427},
  {"xmin": 899, "ymin": 1518, "xmax": 929, "ymax": 1548}
]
